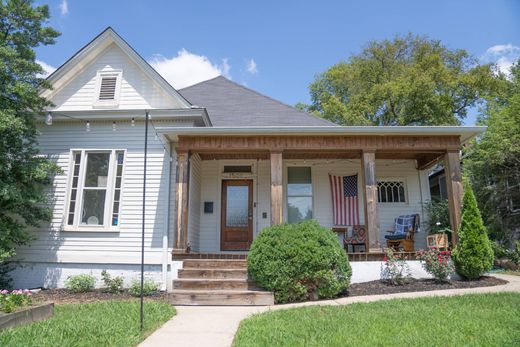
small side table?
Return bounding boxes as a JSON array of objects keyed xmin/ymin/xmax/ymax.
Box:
[{"xmin": 427, "ymin": 233, "xmax": 449, "ymax": 250}]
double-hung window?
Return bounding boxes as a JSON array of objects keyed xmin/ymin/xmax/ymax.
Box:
[
  {"xmin": 287, "ymin": 167, "xmax": 313, "ymax": 223},
  {"xmin": 66, "ymin": 150, "xmax": 125, "ymax": 230}
]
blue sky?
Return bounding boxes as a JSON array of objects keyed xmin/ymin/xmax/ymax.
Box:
[{"xmin": 36, "ymin": 0, "xmax": 520, "ymax": 124}]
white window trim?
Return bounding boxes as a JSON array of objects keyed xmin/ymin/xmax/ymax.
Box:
[
  {"xmin": 62, "ymin": 149, "xmax": 126, "ymax": 232},
  {"xmin": 376, "ymin": 177, "xmax": 409, "ymax": 205},
  {"xmin": 285, "ymin": 163, "xmax": 314, "ymax": 223},
  {"xmin": 92, "ymin": 70, "xmax": 123, "ymax": 108}
]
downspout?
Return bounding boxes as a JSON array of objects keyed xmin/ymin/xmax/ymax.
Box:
[{"xmin": 161, "ymin": 141, "xmax": 172, "ymax": 291}]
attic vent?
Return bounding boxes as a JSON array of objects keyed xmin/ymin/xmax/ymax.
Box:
[{"xmin": 99, "ymin": 77, "xmax": 117, "ymax": 100}]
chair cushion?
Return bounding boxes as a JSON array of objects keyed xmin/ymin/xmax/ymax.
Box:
[{"xmin": 385, "ymin": 234, "xmax": 407, "ymax": 240}]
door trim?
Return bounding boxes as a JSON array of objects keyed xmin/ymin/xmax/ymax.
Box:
[{"xmin": 220, "ymin": 179, "xmax": 253, "ymax": 251}]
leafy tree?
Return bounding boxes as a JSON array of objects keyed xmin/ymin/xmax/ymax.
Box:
[
  {"xmin": 303, "ymin": 34, "xmax": 497, "ymax": 125},
  {"xmin": 452, "ymin": 179, "xmax": 493, "ymax": 279},
  {"xmin": 465, "ymin": 60, "xmax": 520, "ymax": 245},
  {"xmin": 0, "ymin": 0, "xmax": 60, "ymax": 278}
]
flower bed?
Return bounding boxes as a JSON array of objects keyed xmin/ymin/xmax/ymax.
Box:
[{"xmin": 0, "ymin": 289, "xmax": 33, "ymax": 313}]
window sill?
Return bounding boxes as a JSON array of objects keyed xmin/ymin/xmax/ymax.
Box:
[{"xmin": 62, "ymin": 226, "xmax": 120, "ymax": 233}]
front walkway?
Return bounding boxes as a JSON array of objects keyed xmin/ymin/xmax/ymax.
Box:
[{"xmin": 139, "ymin": 274, "xmax": 520, "ymax": 347}]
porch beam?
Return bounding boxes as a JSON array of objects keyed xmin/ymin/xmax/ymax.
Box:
[
  {"xmin": 270, "ymin": 151, "xmax": 283, "ymax": 225},
  {"xmin": 362, "ymin": 150, "xmax": 381, "ymax": 252},
  {"xmin": 444, "ymin": 150, "xmax": 463, "ymax": 246},
  {"xmin": 173, "ymin": 150, "xmax": 190, "ymax": 252},
  {"xmin": 177, "ymin": 135, "xmax": 461, "ymax": 152}
]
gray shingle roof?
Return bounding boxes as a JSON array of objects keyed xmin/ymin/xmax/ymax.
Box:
[{"xmin": 178, "ymin": 76, "xmax": 335, "ymax": 127}]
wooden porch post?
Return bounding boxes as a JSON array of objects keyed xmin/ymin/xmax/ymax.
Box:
[
  {"xmin": 444, "ymin": 150, "xmax": 463, "ymax": 246},
  {"xmin": 362, "ymin": 150, "xmax": 381, "ymax": 252},
  {"xmin": 173, "ymin": 150, "xmax": 190, "ymax": 252},
  {"xmin": 270, "ymin": 151, "xmax": 283, "ymax": 225}
]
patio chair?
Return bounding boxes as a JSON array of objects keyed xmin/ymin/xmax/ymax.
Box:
[
  {"xmin": 384, "ymin": 214, "xmax": 420, "ymax": 252},
  {"xmin": 344, "ymin": 225, "xmax": 367, "ymax": 253}
]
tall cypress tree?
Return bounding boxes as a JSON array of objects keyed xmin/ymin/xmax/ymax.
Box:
[{"xmin": 452, "ymin": 179, "xmax": 494, "ymax": 279}]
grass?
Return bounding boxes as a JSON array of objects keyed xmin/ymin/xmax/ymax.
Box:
[
  {"xmin": 233, "ymin": 293, "xmax": 520, "ymax": 347},
  {"xmin": 0, "ymin": 300, "xmax": 175, "ymax": 347}
]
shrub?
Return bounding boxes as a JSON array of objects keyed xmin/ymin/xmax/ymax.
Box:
[
  {"xmin": 416, "ymin": 248, "xmax": 455, "ymax": 282},
  {"xmin": 0, "ymin": 289, "xmax": 33, "ymax": 313},
  {"xmin": 424, "ymin": 199, "xmax": 450, "ymax": 234},
  {"xmin": 101, "ymin": 270, "xmax": 124, "ymax": 294},
  {"xmin": 247, "ymin": 220, "xmax": 351, "ymax": 304},
  {"xmin": 380, "ymin": 248, "xmax": 411, "ymax": 285},
  {"xmin": 452, "ymin": 179, "xmax": 493, "ymax": 280},
  {"xmin": 65, "ymin": 274, "xmax": 96, "ymax": 293},
  {"xmin": 128, "ymin": 279, "xmax": 159, "ymax": 297}
]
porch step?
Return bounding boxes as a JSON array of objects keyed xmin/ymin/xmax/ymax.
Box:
[
  {"xmin": 178, "ymin": 268, "xmax": 248, "ymax": 279},
  {"xmin": 172, "ymin": 279, "xmax": 260, "ymax": 291},
  {"xmin": 168, "ymin": 290, "xmax": 274, "ymax": 306},
  {"xmin": 183, "ymin": 259, "xmax": 247, "ymax": 269}
]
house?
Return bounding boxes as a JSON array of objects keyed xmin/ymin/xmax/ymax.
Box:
[{"xmin": 10, "ymin": 28, "xmax": 485, "ymax": 294}]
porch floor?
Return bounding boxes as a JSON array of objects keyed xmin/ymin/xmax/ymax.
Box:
[{"xmin": 173, "ymin": 251, "xmax": 420, "ymax": 262}]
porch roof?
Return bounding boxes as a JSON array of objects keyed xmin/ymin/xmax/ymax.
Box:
[{"xmin": 157, "ymin": 125, "xmax": 486, "ymax": 145}]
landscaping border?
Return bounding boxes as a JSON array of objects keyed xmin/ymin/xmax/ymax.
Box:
[{"xmin": 0, "ymin": 303, "xmax": 54, "ymax": 330}]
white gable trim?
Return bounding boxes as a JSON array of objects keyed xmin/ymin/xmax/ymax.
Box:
[{"xmin": 41, "ymin": 27, "xmax": 191, "ymax": 108}]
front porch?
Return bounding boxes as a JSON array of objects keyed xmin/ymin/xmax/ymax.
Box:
[{"xmin": 165, "ymin": 132, "xmax": 464, "ymax": 258}]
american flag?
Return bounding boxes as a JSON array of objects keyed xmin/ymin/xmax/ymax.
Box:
[{"xmin": 329, "ymin": 174, "xmax": 360, "ymax": 226}]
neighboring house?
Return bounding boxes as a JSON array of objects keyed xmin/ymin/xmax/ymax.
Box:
[{"xmin": 10, "ymin": 28, "xmax": 485, "ymax": 290}]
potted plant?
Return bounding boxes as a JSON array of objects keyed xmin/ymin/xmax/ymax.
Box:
[{"xmin": 425, "ymin": 199, "xmax": 452, "ymax": 249}]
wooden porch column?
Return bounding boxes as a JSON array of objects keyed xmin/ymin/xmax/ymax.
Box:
[
  {"xmin": 444, "ymin": 150, "xmax": 463, "ymax": 246},
  {"xmin": 173, "ymin": 150, "xmax": 190, "ymax": 252},
  {"xmin": 270, "ymin": 151, "xmax": 283, "ymax": 225},
  {"xmin": 362, "ymin": 150, "xmax": 381, "ymax": 252}
]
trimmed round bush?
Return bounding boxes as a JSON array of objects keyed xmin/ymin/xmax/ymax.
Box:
[
  {"xmin": 247, "ymin": 220, "xmax": 351, "ymax": 303},
  {"xmin": 452, "ymin": 179, "xmax": 493, "ymax": 279},
  {"xmin": 65, "ymin": 274, "xmax": 96, "ymax": 293}
]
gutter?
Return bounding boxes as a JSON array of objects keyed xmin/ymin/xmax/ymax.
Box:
[{"xmin": 155, "ymin": 125, "xmax": 487, "ymax": 145}]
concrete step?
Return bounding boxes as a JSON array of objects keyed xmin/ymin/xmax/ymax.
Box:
[
  {"xmin": 168, "ymin": 290, "xmax": 274, "ymax": 306},
  {"xmin": 178, "ymin": 268, "xmax": 248, "ymax": 279},
  {"xmin": 172, "ymin": 278, "xmax": 259, "ymax": 291},
  {"xmin": 182, "ymin": 259, "xmax": 247, "ymax": 269}
]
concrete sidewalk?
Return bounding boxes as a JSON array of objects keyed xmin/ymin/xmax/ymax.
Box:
[{"xmin": 139, "ymin": 274, "xmax": 520, "ymax": 347}]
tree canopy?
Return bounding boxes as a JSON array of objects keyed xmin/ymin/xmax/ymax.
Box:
[
  {"xmin": 304, "ymin": 34, "xmax": 498, "ymax": 125},
  {"xmin": 465, "ymin": 60, "xmax": 520, "ymax": 244},
  {"xmin": 0, "ymin": 0, "xmax": 60, "ymax": 272}
]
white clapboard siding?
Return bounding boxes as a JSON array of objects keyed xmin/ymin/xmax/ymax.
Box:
[
  {"xmin": 49, "ymin": 43, "xmax": 184, "ymax": 111},
  {"xmin": 195, "ymin": 158, "xmax": 430, "ymax": 252},
  {"xmin": 14, "ymin": 120, "xmax": 190, "ymax": 265}
]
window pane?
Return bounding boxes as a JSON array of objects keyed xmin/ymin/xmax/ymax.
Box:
[
  {"xmin": 84, "ymin": 153, "xmax": 110, "ymax": 187},
  {"xmin": 288, "ymin": 167, "xmax": 312, "ymax": 196},
  {"xmin": 81, "ymin": 190, "xmax": 106, "ymax": 225},
  {"xmin": 225, "ymin": 186, "xmax": 249, "ymax": 227},
  {"xmin": 288, "ymin": 196, "xmax": 313, "ymax": 223}
]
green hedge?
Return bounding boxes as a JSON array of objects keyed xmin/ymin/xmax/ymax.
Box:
[
  {"xmin": 452, "ymin": 179, "xmax": 493, "ymax": 279},
  {"xmin": 247, "ymin": 220, "xmax": 351, "ymax": 303}
]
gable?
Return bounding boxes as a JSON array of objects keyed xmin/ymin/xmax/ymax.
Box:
[{"xmin": 42, "ymin": 28, "xmax": 190, "ymax": 111}]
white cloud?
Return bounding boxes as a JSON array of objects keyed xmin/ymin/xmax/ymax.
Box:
[
  {"xmin": 36, "ymin": 60, "xmax": 56, "ymax": 78},
  {"xmin": 150, "ymin": 49, "xmax": 231, "ymax": 89},
  {"xmin": 481, "ymin": 44, "xmax": 520, "ymax": 75},
  {"xmin": 246, "ymin": 58, "xmax": 258, "ymax": 75},
  {"xmin": 59, "ymin": 0, "xmax": 68, "ymax": 15}
]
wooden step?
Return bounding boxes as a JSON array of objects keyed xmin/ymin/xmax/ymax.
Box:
[
  {"xmin": 183, "ymin": 259, "xmax": 247, "ymax": 269},
  {"xmin": 172, "ymin": 279, "xmax": 259, "ymax": 291},
  {"xmin": 178, "ymin": 268, "xmax": 248, "ymax": 279},
  {"xmin": 168, "ymin": 290, "xmax": 274, "ymax": 306}
]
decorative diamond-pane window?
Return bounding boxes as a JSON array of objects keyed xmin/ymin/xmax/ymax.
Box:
[{"xmin": 377, "ymin": 181, "xmax": 406, "ymax": 203}]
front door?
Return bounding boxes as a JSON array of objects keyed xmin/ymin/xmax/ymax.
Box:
[{"xmin": 221, "ymin": 180, "xmax": 253, "ymax": 251}]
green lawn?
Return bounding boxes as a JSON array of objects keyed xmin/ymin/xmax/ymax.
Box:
[
  {"xmin": 0, "ymin": 300, "xmax": 175, "ymax": 347},
  {"xmin": 233, "ymin": 293, "xmax": 520, "ymax": 347}
]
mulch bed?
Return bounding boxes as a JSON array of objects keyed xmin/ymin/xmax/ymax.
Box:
[
  {"xmin": 31, "ymin": 289, "xmax": 169, "ymax": 305},
  {"xmin": 346, "ymin": 276, "xmax": 507, "ymax": 297}
]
